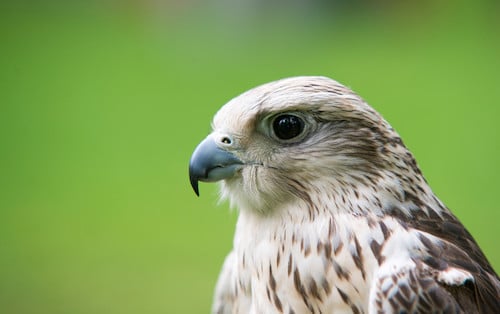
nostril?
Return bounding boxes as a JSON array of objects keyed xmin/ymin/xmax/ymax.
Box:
[{"xmin": 221, "ymin": 136, "xmax": 232, "ymax": 145}]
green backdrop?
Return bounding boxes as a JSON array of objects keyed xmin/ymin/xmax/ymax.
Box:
[{"xmin": 1, "ymin": 2, "xmax": 499, "ymax": 313}]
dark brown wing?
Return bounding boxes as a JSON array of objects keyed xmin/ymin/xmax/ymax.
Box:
[
  {"xmin": 389, "ymin": 205, "xmax": 500, "ymax": 313},
  {"xmin": 373, "ymin": 259, "xmax": 466, "ymax": 313}
]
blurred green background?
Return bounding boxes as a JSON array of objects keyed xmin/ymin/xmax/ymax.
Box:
[{"xmin": 0, "ymin": 1, "xmax": 499, "ymax": 313}]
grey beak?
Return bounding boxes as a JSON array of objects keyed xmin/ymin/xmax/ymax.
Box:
[{"xmin": 188, "ymin": 136, "xmax": 243, "ymax": 196}]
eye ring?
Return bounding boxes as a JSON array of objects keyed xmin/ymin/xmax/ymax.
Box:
[{"xmin": 272, "ymin": 114, "xmax": 305, "ymax": 141}]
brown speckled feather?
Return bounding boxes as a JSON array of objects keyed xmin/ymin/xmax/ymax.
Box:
[
  {"xmin": 189, "ymin": 76, "xmax": 500, "ymax": 313},
  {"xmin": 399, "ymin": 208, "xmax": 500, "ymax": 313}
]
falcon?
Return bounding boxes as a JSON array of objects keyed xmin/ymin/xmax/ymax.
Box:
[{"xmin": 188, "ymin": 76, "xmax": 500, "ymax": 313}]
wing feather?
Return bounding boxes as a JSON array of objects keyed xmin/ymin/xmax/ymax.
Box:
[{"xmin": 380, "ymin": 207, "xmax": 500, "ymax": 313}]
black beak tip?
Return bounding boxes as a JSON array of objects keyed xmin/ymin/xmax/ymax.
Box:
[{"xmin": 189, "ymin": 173, "xmax": 200, "ymax": 197}]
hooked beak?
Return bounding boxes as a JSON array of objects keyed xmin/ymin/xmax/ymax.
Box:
[{"xmin": 188, "ymin": 136, "xmax": 243, "ymax": 196}]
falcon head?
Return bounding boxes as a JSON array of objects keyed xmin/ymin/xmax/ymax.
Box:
[{"xmin": 189, "ymin": 76, "xmax": 421, "ymax": 214}]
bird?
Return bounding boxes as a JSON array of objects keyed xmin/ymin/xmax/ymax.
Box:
[{"xmin": 188, "ymin": 76, "xmax": 500, "ymax": 313}]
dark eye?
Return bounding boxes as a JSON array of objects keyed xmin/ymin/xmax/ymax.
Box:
[{"xmin": 272, "ymin": 114, "xmax": 305, "ymax": 140}]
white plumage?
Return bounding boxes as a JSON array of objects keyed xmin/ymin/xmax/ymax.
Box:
[{"xmin": 189, "ymin": 76, "xmax": 500, "ymax": 313}]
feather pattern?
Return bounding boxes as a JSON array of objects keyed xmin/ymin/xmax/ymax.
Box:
[{"xmin": 189, "ymin": 76, "xmax": 499, "ymax": 313}]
